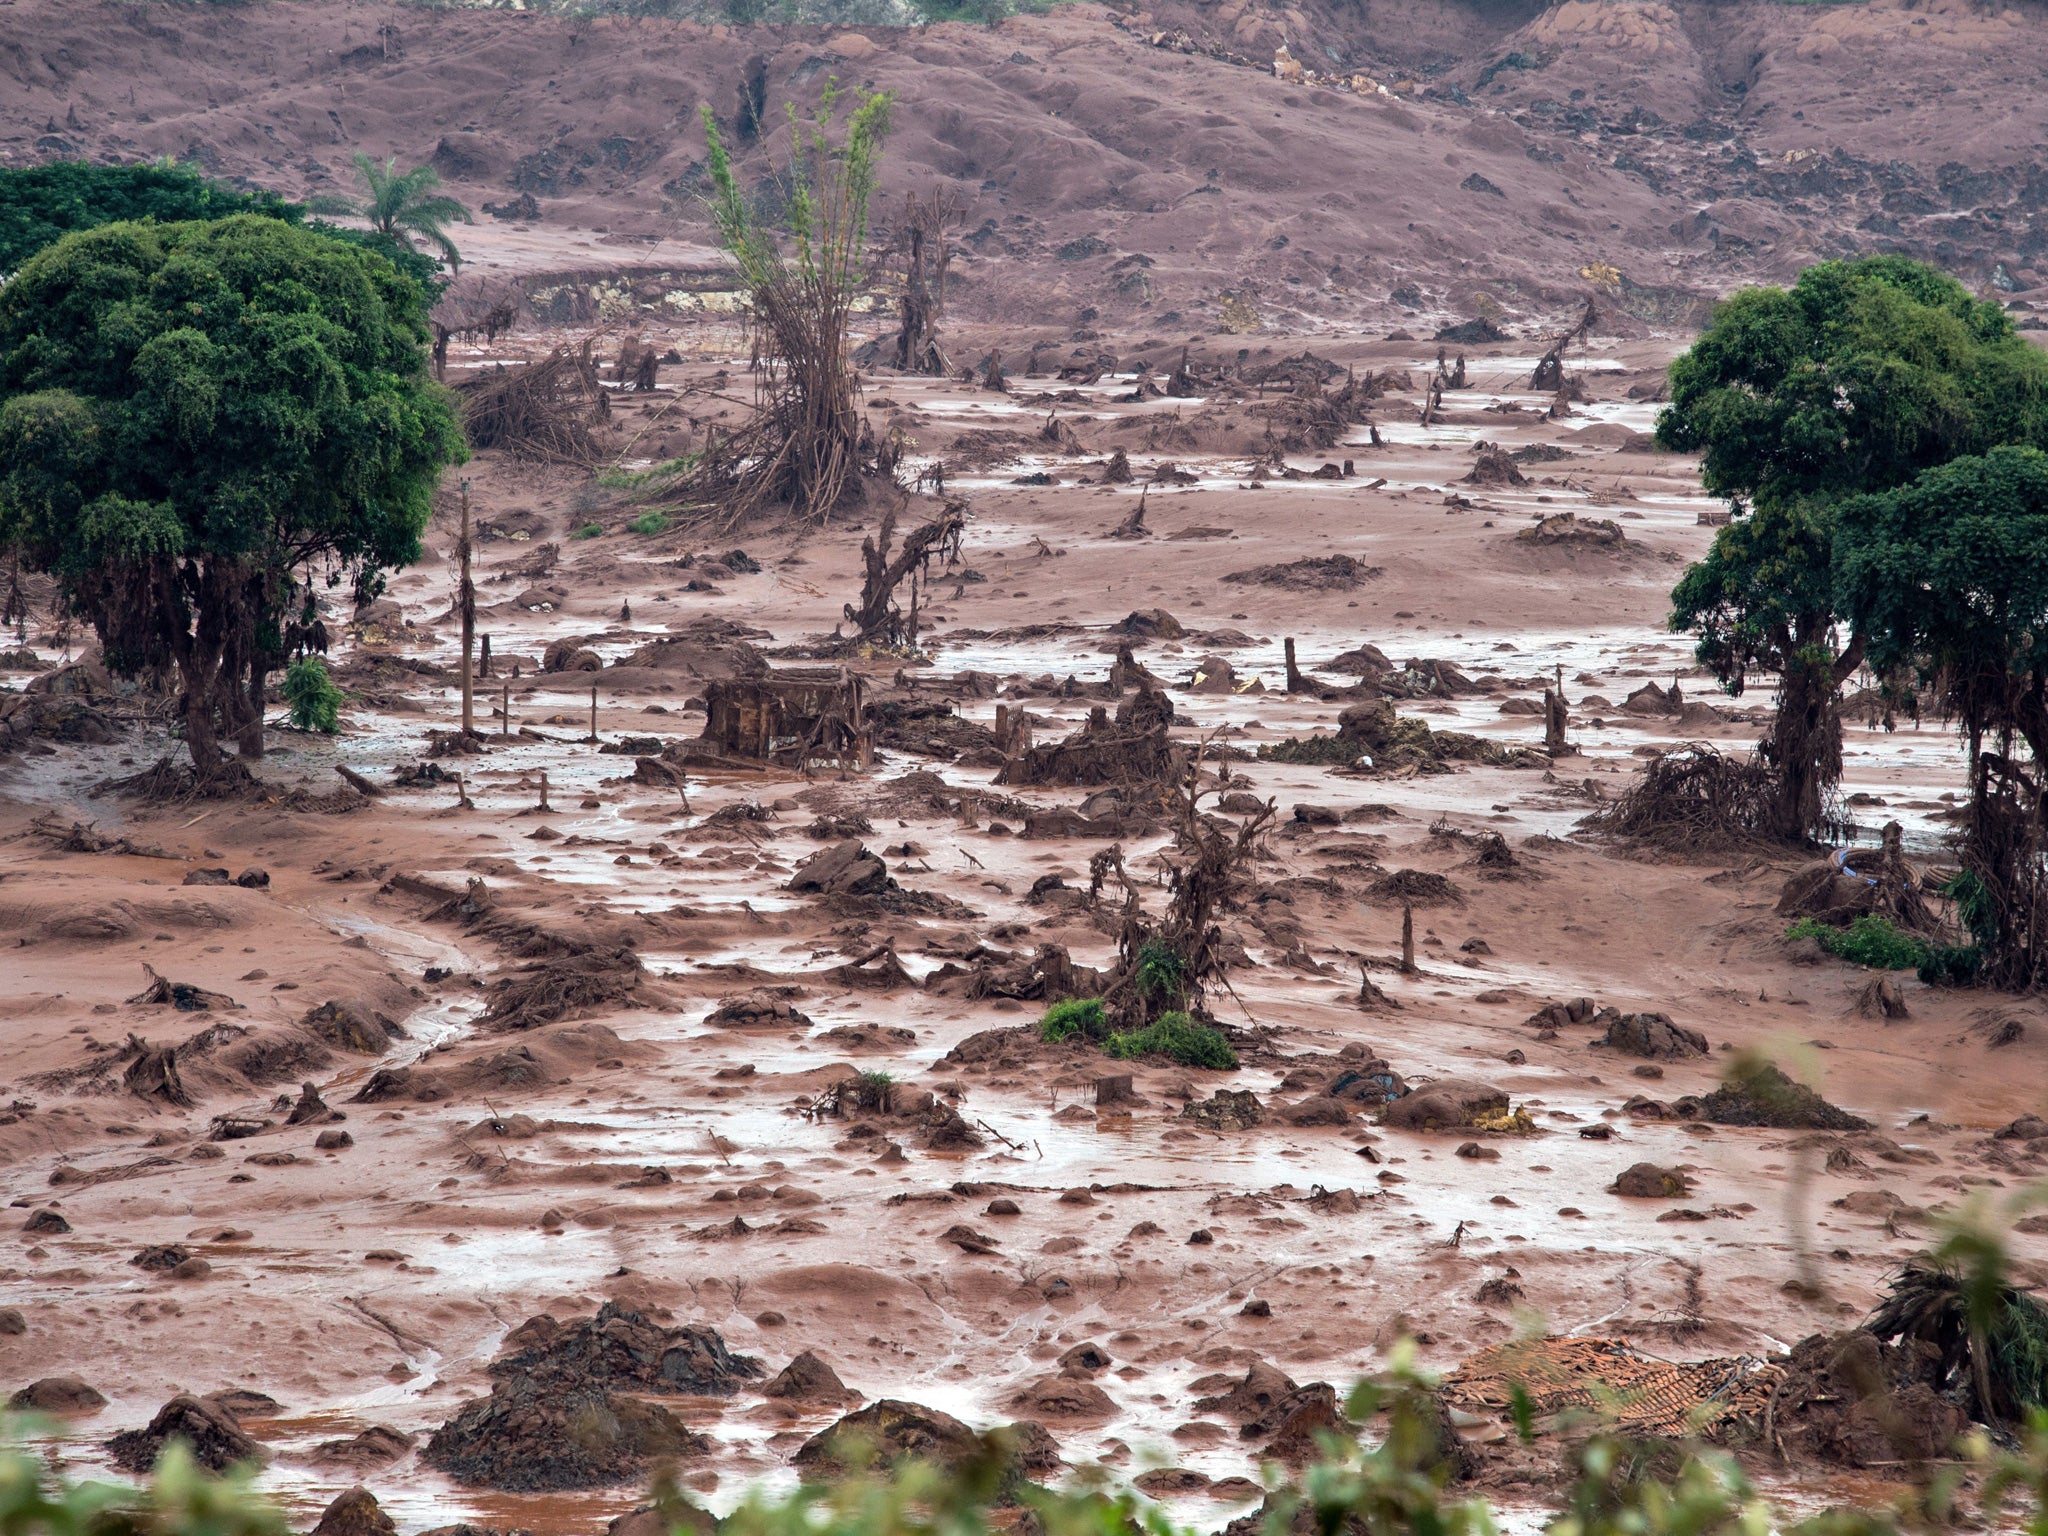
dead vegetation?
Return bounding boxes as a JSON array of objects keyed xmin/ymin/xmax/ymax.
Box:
[
  {"xmin": 1586, "ymin": 744, "xmax": 1785, "ymax": 855},
  {"xmin": 456, "ymin": 342, "xmax": 606, "ymax": 466},
  {"xmin": 481, "ymin": 948, "xmax": 648, "ymax": 1032}
]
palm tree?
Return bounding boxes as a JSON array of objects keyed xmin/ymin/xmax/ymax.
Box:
[{"xmin": 330, "ymin": 153, "xmax": 473, "ymax": 271}]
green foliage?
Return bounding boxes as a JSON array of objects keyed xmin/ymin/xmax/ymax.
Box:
[
  {"xmin": 1785, "ymin": 914, "xmax": 1929, "ymax": 970},
  {"xmin": 598, "ymin": 455, "xmax": 696, "ymax": 491},
  {"xmin": 626, "ymin": 510, "xmax": 671, "ymax": 536},
  {"xmin": 320, "ymin": 153, "xmax": 473, "ymax": 272},
  {"xmin": 282, "ymin": 656, "xmax": 344, "ymax": 733},
  {"xmin": 0, "ymin": 1441, "xmax": 284, "ymax": 1536},
  {"xmin": 0, "ymin": 214, "xmax": 464, "ymax": 769},
  {"xmin": 572, "ymin": 522, "xmax": 605, "ymax": 539},
  {"xmin": 1919, "ymin": 945, "xmax": 1985, "ymax": 986},
  {"xmin": 1942, "ymin": 869, "xmax": 2002, "ymax": 948},
  {"xmin": 1103, "ymin": 1010, "xmax": 1237, "ymax": 1069},
  {"xmin": 1837, "ymin": 445, "xmax": 2048, "ymax": 746},
  {"xmin": 1038, "ymin": 997, "xmax": 1105, "ymax": 1043},
  {"xmin": 0, "ymin": 159, "xmax": 300, "ymax": 274},
  {"xmin": 845, "ymin": 1069, "xmax": 894, "ymax": 1112},
  {"xmin": 1133, "ymin": 940, "xmax": 1188, "ymax": 1005}
]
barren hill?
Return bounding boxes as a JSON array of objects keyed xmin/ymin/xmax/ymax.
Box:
[{"xmin": 3, "ymin": 0, "xmax": 2046, "ymax": 333}]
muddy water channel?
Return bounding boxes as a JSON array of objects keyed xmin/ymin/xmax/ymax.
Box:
[{"xmin": 0, "ymin": 335, "xmax": 2029, "ymax": 1531}]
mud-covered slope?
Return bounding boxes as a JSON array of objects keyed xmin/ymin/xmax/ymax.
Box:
[{"xmin": 3, "ymin": 0, "xmax": 2046, "ymax": 332}]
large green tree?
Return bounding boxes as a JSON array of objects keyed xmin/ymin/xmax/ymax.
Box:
[
  {"xmin": 0, "ymin": 159, "xmax": 298, "ymax": 275},
  {"xmin": 1837, "ymin": 444, "xmax": 2048, "ymax": 986},
  {"xmin": 0, "ymin": 214, "xmax": 464, "ymax": 778},
  {"xmin": 1659, "ymin": 255, "xmax": 2048, "ymax": 843}
]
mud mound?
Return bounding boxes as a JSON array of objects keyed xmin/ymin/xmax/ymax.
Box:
[
  {"xmin": 1769, "ymin": 1330, "xmax": 1963, "ymax": 1466},
  {"xmin": 1366, "ymin": 869, "xmax": 1463, "ymax": 908},
  {"xmin": 1609, "ymin": 1162, "xmax": 1690, "ymax": 1198},
  {"xmin": 488, "ymin": 1302, "xmax": 762, "ymax": 1395},
  {"xmin": 309, "ymin": 1487, "xmax": 396, "ymax": 1536},
  {"xmin": 1697, "ymin": 1064, "xmax": 1867, "ymax": 1131},
  {"xmin": 704, "ymin": 991, "xmax": 814, "ymax": 1030},
  {"xmin": 793, "ymin": 1398, "xmax": 1049, "ymax": 1489},
  {"xmin": 1381, "ymin": 1079, "xmax": 1512, "ymax": 1132},
  {"xmin": 424, "ymin": 1377, "xmax": 706, "ymax": 1491},
  {"xmin": 1463, "ymin": 447, "xmax": 1526, "ymax": 487},
  {"xmin": 107, "ymin": 1393, "xmax": 264, "ymax": 1473},
  {"xmin": 997, "ymin": 719, "xmax": 1183, "ymax": 789},
  {"xmin": 302, "ymin": 1000, "xmax": 408, "ymax": 1053},
  {"xmin": 1516, "ymin": 512, "xmax": 1625, "ymax": 547},
  {"xmin": 10, "ymin": 1376, "xmax": 105, "ymax": 1414},
  {"xmin": 481, "ymin": 947, "xmax": 646, "ymax": 1031},
  {"xmin": 1220, "ymin": 555, "xmax": 1379, "ymax": 591},
  {"xmin": 763, "ymin": 1351, "xmax": 858, "ymax": 1405}
]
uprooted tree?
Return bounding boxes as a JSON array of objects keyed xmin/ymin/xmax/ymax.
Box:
[
  {"xmin": 1658, "ymin": 255, "xmax": 2048, "ymax": 844},
  {"xmin": 683, "ymin": 86, "xmax": 895, "ymax": 528},
  {"xmin": 843, "ymin": 499, "xmax": 965, "ymax": 649},
  {"xmin": 0, "ymin": 215, "xmax": 465, "ymax": 781},
  {"xmin": 1837, "ymin": 444, "xmax": 2048, "ymax": 990}
]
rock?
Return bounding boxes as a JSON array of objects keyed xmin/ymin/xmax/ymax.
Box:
[
  {"xmin": 1601, "ymin": 1012, "xmax": 1708, "ymax": 1060},
  {"xmin": 1136, "ymin": 1469, "xmax": 1212, "ymax": 1495},
  {"xmin": 1058, "ymin": 1341, "xmax": 1113, "ymax": 1376},
  {"xmin": 763, "ymin": 1351, "xmax": 857, "ymax": 1404},
  {"xmin": 607, "ymin": 1500, "xmax": 716, "ymax": 1536},
  {"xmin": 1380, "ymin": 1079, "xmax": 1508, "ymax": 1132},
  {"xmin": 1120, "ymin": 609, "xmax": 1184, "ymax": 640},
  {"xmin": 941, "ymin": 1223, "xmax": 1000, "ymax": 1254},
  {"xmin": 303, "ymin": 1000, "xmax": 407, "ymax": 1054},
  {"xmin": 1279, "ymin": 1095, "xmax": 1352, "ymax": 1127},
  {"xmin": 488, "ymin": 1301, "xmax": 761, "ymax": 1396},
  {"xmin": 107, "ymin": 1393, "xmax": 265, "ymax": 1473},
  {"xmin": 1997, "ymin": 1114, "xmax": 2048, "ymax": 1142},
  {"xmin": 1610, "ymin": 1162, "xmax": 1691, "ymax": 1199},
  {"xmin": 309, "ymin": 1425, "xmax": 416, "ymax": 1469},
  {"xmin": 285, "ymin": 1081, "xmax": 331, "ymax": 1125},
  {"xmin": 170, "ymin": 1256, "xmax": 212, "ymax": 1279},
  {"xmin": 0, "ymin": 1309, "xmax": 24, "ymax": 1335},
  {"xmin": 1193, "ymin": 1360, "xmax": 1298, "ymax": 1423},
  {"xmin": 1245, "ymin": 1382, "xmax": 1348, "ymax": 1463},
  {"xmin": 23, "ymin": 1208, "xmax": 69, "ymax": 1234},
  {"xmin": 234, "ymin": 867, "xmax": 270, "ymax": 889},
  {"xmin": 985, "ymin": 1197, "xmax": 1022, "ymax": 1216},
  {"xmin": 794, "ymin": 1398, "xmax": 981, "ymax": 1476},
  {"xmin": 9, "ymin": 1376, "xmax": 105, "ymax": 1414},
  {"xmin": 183, "ymin": 868, "xmax": 232, "ymax": 886},
  {"xmin": 1008, "ymin": 1373, "xmax": 1115, "ymax": 1423},
  {"xmin": 424, "ymin": 1378, "xmax": 705, "ymax": 1491},
  {"xmin": 1180, "ymin": 1090, "xmax": 1264, "ymax": 1131},
  {"xmin": 310, "ymin": 1487, "xmax": 397, "ymax": 1536},
  {"xmin": 703, "ymin": 991, "xmax": 814, "ymax": 1030},
  {"xmin": 786, "ymin": 840, "xmax": 890, "ymax": 897},
  {"xmin": 316, "ymin": 1129, "xmax": 354, "ymax": 1150},
  {"xmin": 206, "ymin": 1389, "xmax": 282, "ymax": 1420},
  {"xmin": 130, "ymin": 1244, "xmax": 191, "ymax": 1272}
]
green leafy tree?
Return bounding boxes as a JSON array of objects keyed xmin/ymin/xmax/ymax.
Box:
[
  {"xmin": 1837, "ymin": 444, "xmax": 2048, "ymax": 987},
  {"xmin": 326, "ymin": 153, "xmax": 473, "ymax": 272},
  {"xmin": 0, "ymin": 159, "xmax": 301, "ymax": 275},
  {"xmin": 1659, "ymin": 255, "xmax": 2048, "ymax": 842},
  {"xmin": 282, "ymin": 655, "xmax": 346, "ymax": 734},
  {"xmin": 0, "ymin": 215, "xmax": 465, "ymax": 779}
]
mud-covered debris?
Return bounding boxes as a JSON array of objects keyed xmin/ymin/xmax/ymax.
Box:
[
  {"xmin": 1120, "ymin": 608, "xmax": 1182, "ymax": 639},
  {"xmin": 1601, "ymin": 1012, "xmax": 1708, "ymax": 1060},
  {"xmin": 1462, "ymin": 447, "xmax": 1526, "ymax": 486},
  {"xmin": 1244, "ymin": 1382, "xmax": 1348, "ymax": 1462},
  {"xmin": 793, "ymin": 1398, "xmax": 1053, "ymax": 1490},
  {"xmin": 126, "ymin": 965, "xmax": 237, "ymax": 1012},
  {"xmin": 787, "ymin": 840, "xmax": 891, "ymax": 897},
  {"xmin": 704, "ymin": 991, "xmax": 813, "ymax": 1030},
  {"xmin": 1221, "ymin": 555, "xmax": 1379, "ymax": 591},
  {"xmin": 1517, "ymin": 512, "xmax": 1626, "ymax": 546},
  {"xmin": 481, "ymin": 948, "xmax": 646, "ymax": 1031},
  {"xmin": 1194, "ymin": 1360, "xmax": 1300, "ymax": 1423},
  {"xmin": 424, "ymin": 1376, "xmax": 706, "ymax": 1491},
  {"xmin": 107, "ymin": 1393, "xmax": 265, "ymax": 1473},
  {"xmin": 130, "ymin": 1243, "xmax": 191, "ymax": 1272},
  {"xmin": 1009, "ymin": 1374, "xmax": 1114, "ymax": 1423},
  {"xmin": 1768, "ymin": 1329, "xmax": 1964, "ymax": 1466},
  {"xmin": 309, "ymin": 1426, "xmax": 416, "ymax": 1469},
  {"xmin": 1697, "ymin": 1063, "xmax": 1869, "ymax": 1130},
  {"xmin": 303, "ymin": 1000, "xmax": 408, "ymax": 1053},
  {"xmin": 488, "ymin": 1302, "xmax": 762, "ymax": 1396},
  {"xmin": 1180, "ymin": 1089, "xmax": 1264, "ymax": 1131},
  {"xmin": 309, "ymin": 1487, "xmax": 396, "ymax": 1536},
  {"xmin": 23, "ymin": 1208, "xmax": 69, "ymax": 1234},
  {"xmin": 1366, "ymin": 869, "xmax": 1463, "ymax": 907}
]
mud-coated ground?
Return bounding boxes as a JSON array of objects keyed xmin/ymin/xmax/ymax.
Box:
[{"xmin": 2, "ymin": 318, "xmax": 2043, "ymax": 1529}]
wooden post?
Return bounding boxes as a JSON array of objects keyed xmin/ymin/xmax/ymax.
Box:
[
  {"xmin": 538, "ymin": 770, "xmax": 550, "ymax": 811},
  {"xmin": 589, "ymin": 683, "xmax": 598, "ymax": 744},
  {"xmin": 480, "ymin": 633, "xmax": 492, "ymax": 680},
  {"xmin": 1284, "ymin": 638, "xmax": 1304, "ymax": 694},
  {"xmin": 1400, "ymin": 903, "xmax": 1416, "ymax": 976},
  {"xmin": 1545, "ymin": 689, "xmax": 1570, "ymax": 757},
  {"xmin": 458, "ymin": 478, "xmax": 475, "ymax": 738},
  {"xmin": 994, "ymin": 703, "xmax": 1010, "ymax": 750},
  {"xmin": 500, "ymin": 679, "xmax": 510, "ymax": 739}
]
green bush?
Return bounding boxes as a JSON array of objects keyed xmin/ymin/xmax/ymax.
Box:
[
  {"xmin": 627, "ymin": 510, "xmax": 671, "ymax": 536},
  {"xmin": 845, "ymin": 1069, "xmax": 894, "ymax": 1112},
  {"xmin": 572, "ymin": 522, "xmax": 604, "ymax": 539},
  {"xmin": 1038, "ymin": 997, "xmax": 1106, "ymax": 1043},
  {"xmin": 282, "ymin": 656, "xmax": 344, "ymax": 734},
  {"xmin": 1133, "ymin": 940, "xmax": 1188, "ymax": 1005},
  {"xmin": 1919, "ymin": 944, "xmax": 1985, "ymax": 986},
  {"xmin": 1259, "ymin": 733, "xmax": 1360, "ymax": 765},
  {"xmin": 1786, "ymin": 914, "xmax": 1929, "ymax": 970},
  {"xmin": 1104, "ymin": 1010, "xmax": 1237, "ymax": 1069}
]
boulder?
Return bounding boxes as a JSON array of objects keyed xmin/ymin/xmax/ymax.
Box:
[
  {"xmin": 1609, "ymin": 1162, "xmax": 1691, "ymax": 1199},
  {"xmin": 1380, "ymin": 1079, "xmax": 1508, "ymax": 1132},
  {"xmin": 9, "ymin": 1376, "xmax": 105, "ymax": 1414},
  {"xmin": 310, "ymin": 1487, "xmax": 396, "ymax": 1536},
  {"xmin": 1600, "ymin": 1012, "xmax": 1708, "ymax": 1060},
  {"xmin": 787, "ymin": 840, "xmax": 890, "ymax": 897},
  {"xmin": 762, "ymin": 1351, "xmax": 857, "ymax": 1405},
  {"xmin": 107, "ymin": 1393, "xmax": 265, "ymax": 1473}
]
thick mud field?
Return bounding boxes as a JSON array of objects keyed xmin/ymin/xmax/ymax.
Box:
[{"xmin": 0, "ymin": 325, "xmax": 2038, "ymax": 1530}]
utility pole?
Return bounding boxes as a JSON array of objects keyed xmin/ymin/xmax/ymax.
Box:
[{"xmin": 458, "ymin": 478, "xmax": 475, "ymax": 737}]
